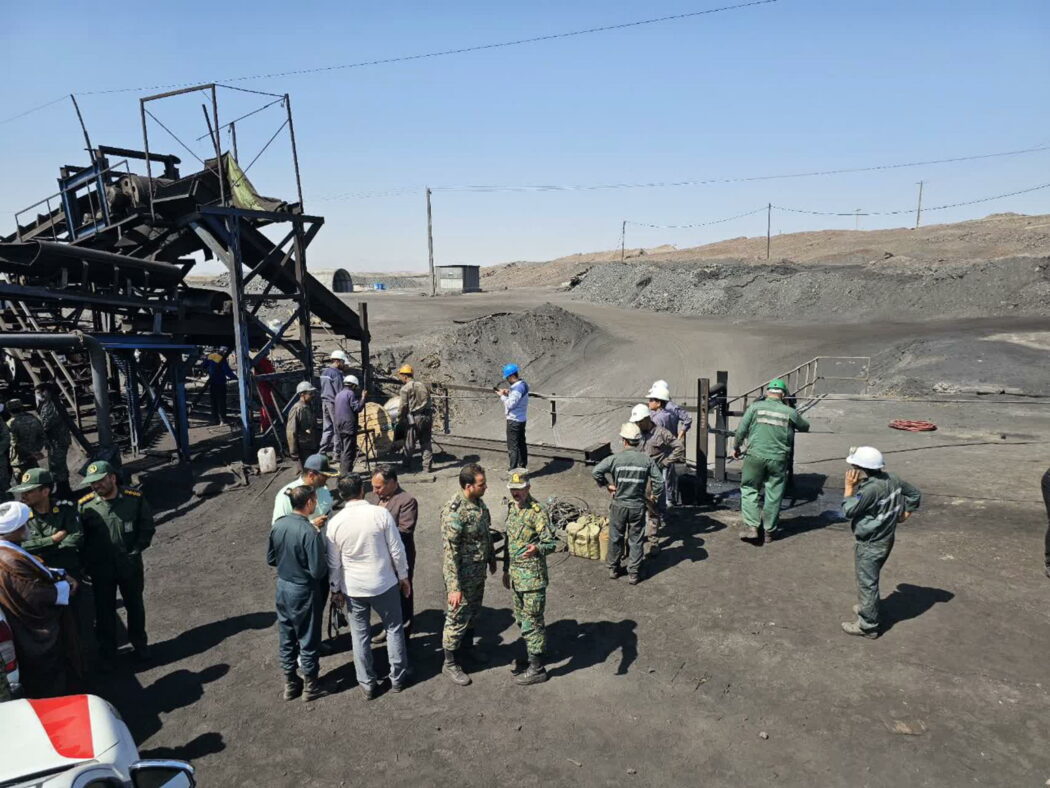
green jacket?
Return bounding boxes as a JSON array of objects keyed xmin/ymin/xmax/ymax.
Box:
[
  {"xmin": 843, "ymin": 471, "xmax": 922, "ymax": 542},
  {"xmin": 592, "ymin": 449, "xmax": 664, "ymax": 507},
  {"xmin": 22, "ymin": 501, "xmax": 83, "ymax": 573},
  {"xmin": 78, "ymin": 488, "xmax": 155, "ymax": 573},
  {"xmin": 733, "ymin": 399, "xmax": 810, "ymax": 461},
  {"xmin": 441, "ymin": 493, "xmax": 494, "ymax": 593},
  {"xmin": 503, "ymin": 497, "xmax": 558, "ymax": 592}
]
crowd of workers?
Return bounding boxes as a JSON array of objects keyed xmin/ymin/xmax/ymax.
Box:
[{"xmin": 9, "ymin": 354, "xmax": 1050, "ymax": 709}]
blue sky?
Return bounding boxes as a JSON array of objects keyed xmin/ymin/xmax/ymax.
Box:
[{"xmin": 2, "ymin": 1, "xmax": 1048, "ymax": 273}]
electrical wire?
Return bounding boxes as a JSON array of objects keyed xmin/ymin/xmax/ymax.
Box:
[
  {"xmin": 627, "ymin": 206, "xmax": 767, "ymax": 229},
  {"xmin": 774, "ymin": 181, "xmax": 1050, "ymax": 217},
  {"xmin": 31, "ymin": 1, "xmax": 777, "ymax": 104}
]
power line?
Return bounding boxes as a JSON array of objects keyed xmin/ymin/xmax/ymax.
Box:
[
  {"xmin": 1, "ymin": 0, "xmax": 777, "ymax": 125},
  {"xmin": 627, "ymin": 207, "xmax": 767, "ymax": 229},
  {"xmin": 430, "ymin": 144, "xmax": 1050, "ymax": 193}
]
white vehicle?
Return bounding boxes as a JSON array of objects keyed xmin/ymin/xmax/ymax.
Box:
[
  {"xmin": 0, "ymin": 607, "xmax": 19, "ymax": 695},
  {"xmin": 0, "ymin": 694, "xmax": 195, "ymax": 788}
]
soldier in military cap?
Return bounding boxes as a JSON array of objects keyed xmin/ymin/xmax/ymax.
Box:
[
  {"xmin": 9, "ymin": 468, "xmax": 83, "ymax": 576},
  {"xmin": 78, "ymin": 460, "xmax": 155, "ymax": 666},
  {"xmin": 502, "ymin": 469, "xmax": 557, "ymax": 686},
  {"xmin": 440, "ymin": 462, "xmax": 496, "ymax": 686},
  {"xmin": 6, "ymin": 399, "xmax": 45, "ymax": 481}
]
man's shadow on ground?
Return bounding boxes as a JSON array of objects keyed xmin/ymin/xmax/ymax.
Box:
[
  {"xmin": 880, "ymin": 583, "xmax": 954, "ymax": 633},
  {"xmin": 646, "ymin": 508, "xmax": 723, "ymax": 576},
  {"xmin": 546, "ymin": 618, "xmax": 638, "ymax": 677}
]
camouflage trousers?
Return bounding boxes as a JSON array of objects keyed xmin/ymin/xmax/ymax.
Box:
[
  {"xmin": 512, "ymin": 587, "xmax": 547, "ymax": 656},
  {"xmin": 442, "ymin": 562, "xmax": 487, "ymax": 651},
  {"xmin": 46, "ymin": 439, "xmax": 70, "ymax": 483}
]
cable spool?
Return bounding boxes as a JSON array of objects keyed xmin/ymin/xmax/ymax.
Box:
[{"xmin": 888, "ymin": 419, "xmax": 937, "ymax": 432}]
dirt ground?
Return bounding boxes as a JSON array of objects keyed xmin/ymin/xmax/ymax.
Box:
[{"xmin": 78, "ymin": 286, "xmax": 1050, "ymax": 787}]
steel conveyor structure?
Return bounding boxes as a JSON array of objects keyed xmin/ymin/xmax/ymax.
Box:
[{"xmin": 0, "ymin": 85, "xmax": 369, "ymax": 464}]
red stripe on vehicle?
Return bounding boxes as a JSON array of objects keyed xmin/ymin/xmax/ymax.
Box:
[{"xmin": 27, "ymin": 696, "xmax": 94, "ymax": 759}]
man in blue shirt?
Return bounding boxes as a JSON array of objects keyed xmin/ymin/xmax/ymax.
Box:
[
  {"xmin": 318, "ymin": 350, "xmax": 348, "ymax": 456},
  {"xmin": 268, "ymin": 485, "xmax": 329, "ymax": 701},
  {"xmin": 202, "ymin": 350, "xmax": 236, "ymax": 425},
  {"xmin": 498, "ymin": 363, "xmax": 529, "ymax": 470},
  {"xmin": 334, "ymin": 375, "xmax": 367, "ymax": 475}
]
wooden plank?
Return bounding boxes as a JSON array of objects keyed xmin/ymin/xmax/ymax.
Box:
[{"xmin": 433, "ymin": 433, "xmax": 609, "ymax": 465}]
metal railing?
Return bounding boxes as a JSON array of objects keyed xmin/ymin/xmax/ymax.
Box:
[{"xmin": 726, "ymin": 356, "xmax": 870, "ymax": 416}]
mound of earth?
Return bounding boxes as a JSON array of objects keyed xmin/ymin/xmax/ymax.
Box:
[
  {"xmin": 373, "ymin": 303, "xmax": 605, "ymax": 426},
  {"xmin": 869, "ymin": 330, "xmax": 1050, "ymax": 397},
  {"xmin": 568, "ymin": 256, "xmax": 1050, "ymax": 323}
]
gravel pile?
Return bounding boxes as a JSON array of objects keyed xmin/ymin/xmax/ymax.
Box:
[{"xmin": 571, "ymin": 256, "xmax": 1050, "ymax": 323}]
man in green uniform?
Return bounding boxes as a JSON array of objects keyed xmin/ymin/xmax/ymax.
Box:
[
  {"xmin": 10, "ymin": 469, "xmax": 82, "ymax": 575},
  {"xmin": 502, "ymin": 469, "xmax": 558, "ymax": 686},
  {"xmin": 441, "ymin": 463, "xmax": 496, "ymax": 686},
  {"xmin": 78, "ymin": 461, "xmax": 155, "ymax": 666},
  {"xmin": 732, "ymin": 379, "xmax": 810, "ymax": 543},
  {"xmin": 35, "ymin": 384, "xmax": 73, "ymax": 500},
  {"xmin": 7, "ymin": 399, "xmax": 45, "ymax": 481},
  {"xmin": 840, "ymin": 446, "xmax": 921, "ymax": 639},
  {"xmin": 286, "ymin": 381, "xmax": 320, "ymax": 473},
  {"xmin": 592, "ymin": 423, "xmax": 664, "ymax": 585}
]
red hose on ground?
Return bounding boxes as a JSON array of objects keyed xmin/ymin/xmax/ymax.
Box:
[{"xmin": 888, "ymin": 419, "xmax": 937, "ymax": 432}]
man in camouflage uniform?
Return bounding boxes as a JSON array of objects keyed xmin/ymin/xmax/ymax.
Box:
[
  {"xmin": 502, "ymin": 469, "xmax": 557, "ymax": 686},
  {"xmin": 35, "ymin": 384, "xmax": 73, "ymax": 500},
  {"xmin": 0, "ymin": 404, "xmax": 10, "ymax": 503},
  {"xmin": 440, "ymin": 462, "xmax": 496, "ymax": 686},
  {"xmin": 78, "ymin": 461, "xmax": 155, "ymax": 667},
  {"xmin": 7, "ymin": 399, "xmax": 45, "ymax": 481}
]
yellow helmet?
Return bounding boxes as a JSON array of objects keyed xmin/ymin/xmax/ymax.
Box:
[{"xmin": 398, "ymin": 364, "xmax": 414, "ymax": 376}]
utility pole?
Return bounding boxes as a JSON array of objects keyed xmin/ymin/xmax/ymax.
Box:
[
  {"xmin": 914, "ymin": 180, "xmax": 924, "ymax": 229},
  {"xmin": 854, "ymin": 208, "xmax": 862, "ymax": 231},
  {"xmin": 426, "ymin": 187, "xmax": 436, "ymax": 296},
  {"xmin": 766, "ymin": 203, "xmax": 772, "ymax": 260},
  {"xmin": 620, "ymin": 220, "xmax": 626, "ymax": 262}
]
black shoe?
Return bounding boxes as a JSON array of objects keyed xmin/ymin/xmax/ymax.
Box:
[
  {"xmin": 390, "ymin": 679, "xmax": 408, "ymax": 693},
  {"xmin": 510, "ymin": 658, "xmax": 528, "ymax": 676},
  {"xmin": 608, "ymin": 566, "xmax": 622, "ymax": 580},
  {"xmin": 628, "ymin": 573, "xmax": 640, "ymax": 586},
  {"xmin": 442, "ymin": 649, "xmax": 472, "ymax": 686},
  {"xmin": 283, "ymin": 673, "xmax": 304, "ymax": 701},
  {"xmin": 303, "ymin": 675, "xmax": 327, "ymax": 702},
  {"xmin": 762, "ymin": 529, "xmax": 784, "ymax": 545},
  {"xmin": 360, "ymin": 683, "xmax": 377, "ymax": 701},
  {"xmin": 515, "ymin": 654, "xmax": 549, "ymax": 686}
]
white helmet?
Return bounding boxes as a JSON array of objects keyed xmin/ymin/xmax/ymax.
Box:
[
  {"xmin": 846, "ymin": 446, "xmax": 885, "ymax": 470},
  {"xmin": 646, "ymin": 383, "xmax": 671, "ymax": 402},
  {"xmin": 343, "ymin": 374, "xmax": 359, "ymax": 386},
  {"xmin": 619, "ymin": 422, "xmax": 642, "ymax": 442},
  {"xmin": 327, "ymin": 349, "xmax": 349, "ymax": 363},
  {"xmin": 629, "ymin": 403, "xmax": 650, "ymax": 423},
  {"xmin": 653, "ymin": 379, "xmax": 670, "ymax": 391},
  {"xmin": 295, "ymin": 380, "xmax": 317, "ymax": 395}
]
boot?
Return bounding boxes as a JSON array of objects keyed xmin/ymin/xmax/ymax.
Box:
[
  {"xmin": 302, "ymin": 675, "xmax": 327, "ymax": 701},
  {"xmin": 283, "ymin": 672, "xmax": 303, "ymax": 701},
  {"xmin": 514, "ymin": 654, "xmax": 549, "ymax": 686},
  {"xmin": 840, "ymin": 621, "xmax": 878, "ymax": 639},
  {"xmin": 442, "ymin": 649, "xmax": 472, "ymax": 686}
]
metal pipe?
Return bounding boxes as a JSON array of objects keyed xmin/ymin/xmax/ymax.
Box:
[{"xmin": 0, "ymin": 332, "xmax": 113, "ymax": 450}]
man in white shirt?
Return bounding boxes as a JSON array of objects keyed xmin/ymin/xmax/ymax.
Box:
[
  {"xmin": 326, "ymin": 473, "xmax": 411, "ymax": 699},
  {"xmin": 272, "ymin": 454, "xmax": 337, "ymax": 526}
]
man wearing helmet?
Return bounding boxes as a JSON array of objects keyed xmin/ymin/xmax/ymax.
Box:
[
  {"xmin": 732, "ymin": 379, "xmax": 810, "ymax": 544},
  {"xmin": 629, "ymin": 403, "xmax": 685, "ymax": 555},
  {"xmin": 397, "ymin": 365, "xmax": 433, "ymax": 473},
  {"xmin": 286, "ymin": 381, "xmax": 320, "ymax": 473},
  {"xmin": 498, "ymin": 363, "xmax": 529, "ymax": 471},
  {"xmin": 841, "ymin": 446, "xmax": 921, "ymax": 638},
  {"xmin": 319, "ymin": 350, "xmax": 349, "ymax": 456},
  {"xmin": 334, "ymin": 374, "xmax": 367, "ymax": 475}
]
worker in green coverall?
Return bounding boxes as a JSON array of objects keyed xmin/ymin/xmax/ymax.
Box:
[
  {"xmin": 502, "ymin": 469, "xmax": 558, "ymax": 687},
  {"xmin": 732, "ymin": 379, "xmax": 810, "ymax": 544}
]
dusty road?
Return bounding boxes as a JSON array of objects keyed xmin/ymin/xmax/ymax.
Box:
[{"xmin": 80, "ymin": 288, "xmax": 1050, "ymax": 786}]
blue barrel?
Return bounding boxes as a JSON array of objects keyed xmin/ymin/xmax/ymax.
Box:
[{"xmin": 373, "ymin": 283, "xmax": 386, "ymax": 291}]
